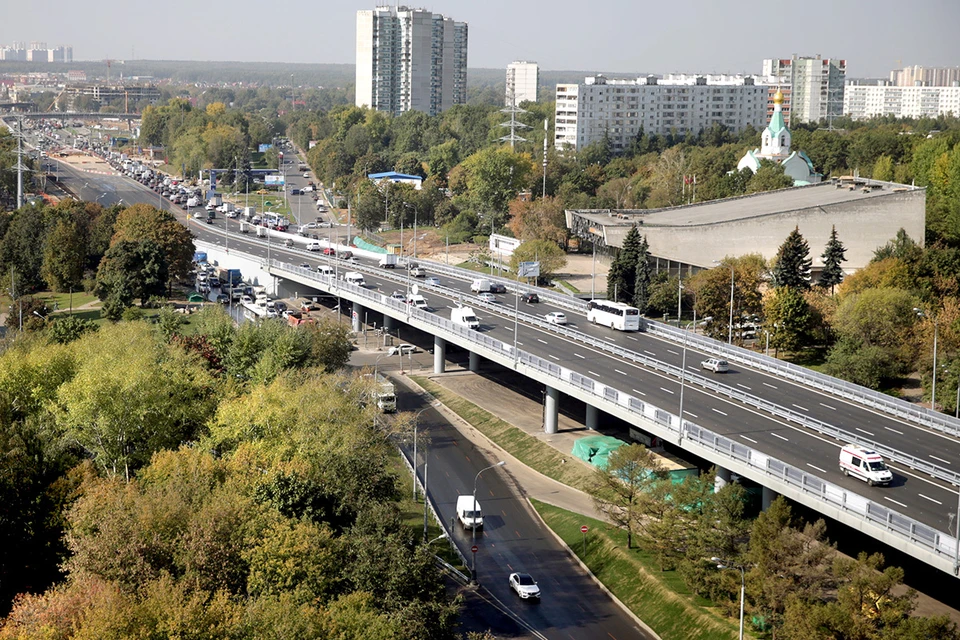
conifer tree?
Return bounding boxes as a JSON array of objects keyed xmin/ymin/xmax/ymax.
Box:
[
  {"xmin": 771, "ymin": 226, "xmax": 812, "ymax": 290},
  {"xmin": 607, "ymin": 225, "xmax": 642, "ymax": 302},
  {"xmin": 817, "ymin": 225, "xmax": 846, "ymax": 294},
  {"xmin": 633, "ymin": 234, "xmax": 653, "ymax": 312}
]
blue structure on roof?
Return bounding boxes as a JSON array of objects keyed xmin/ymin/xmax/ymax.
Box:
[{"xmin": 367, "ymin": 171, "xmax": 424, "ymax": 189}]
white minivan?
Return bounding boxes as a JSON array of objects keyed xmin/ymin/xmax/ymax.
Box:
[
  {"xmin": 839, "ymin": 444, "xmax": 893, "ymax": 486},
  {"xmin": 343, "ymin": 271, "xmax": 366, "ymax": 287}
]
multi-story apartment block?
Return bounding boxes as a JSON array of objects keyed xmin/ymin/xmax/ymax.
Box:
[
  {"xmin": 0, "ymin": 43, "xmax": 72, "ymax": 63},
  {"xmin": 506, "ymin": 61, "xmax": 539, "ymax": 105},
  {"xmin": 356, "ymin": 6, "xmax": 467, "ymax": 117},
  {"xmin": 554, "ymin": 75, "xmax": 767, "ymax": 152},
  {"xmin": 762, "ymin": 55, "xmax": 846, "ymax": 123},
  {"xmin": 844, "ymin": 80, "xmax": 960, "ymax": 120},
  {"xmin": 890, "ymin": 65, "xmax": 960, "ymax": 87}
]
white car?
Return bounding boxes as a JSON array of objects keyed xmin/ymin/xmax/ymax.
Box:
[
  {"xmin": 390, "ymin": 291, "xmax": 406, "ymax": 300},
  {"xmin": 240, "ymin": 295, "xmax": 253, "ymax": 305},
  {"xmin": 544, "ymin": 312, "xmax": 568, "ymax": 325},
  {"xmin": 701, "ymin": 358, "xmax": 730, "ymax": 373},
  {"xmin": 303, "ymin": 172, "xmax": 310, "ymax": 179},
  {"xmin": 305, "ymin": 242, "xmax": 322, "ymax": 252},
  {"xmin": 509, "ymin": 573, "xmax": 541, "ymax": 600},
  {"xmin": 388, "ymin": 344, "xmax": 418, "ymax": 356},
  {"xmin": 477, "ymin": 292, "xmax": 497, "ymax": 303},
  {"xmin": 424, "ymin": 276, "xmax": 441, "ymax": 286}
]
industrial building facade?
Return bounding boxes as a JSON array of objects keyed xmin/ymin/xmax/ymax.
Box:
[
  {"xmin": 355, "ymin": 6, "xmax": 467, "ymax": 117},
  {"xmin": 554, "ymin": 75, "xmax": 768, "ymax": 152}
]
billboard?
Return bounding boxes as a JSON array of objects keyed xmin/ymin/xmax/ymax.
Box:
[
  {"xmin": 518, "ymin": 261, "xmax": 540, "ymax": 278},
  {"xmin": 258, "ymin": 143, "xmax": 273, "ymax": 153},
  {"xmin": 264, "ymin": 175, "xmax": 285, "ymax": 186}
]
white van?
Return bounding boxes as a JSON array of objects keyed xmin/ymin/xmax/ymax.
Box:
[
  {"xmin": 343, "ymin": 272, "xmax": 366, "ymax": 287},
  {"xmin": 839, "ymin": 445, "xmax": 893, "ymax": 486},
  {"xmin": 456, "ymin": 495, "xmax": 483, "ymax": 530},
  {"xmin": 470, "ymin": 278, "xmax": 492, "ymax": 293},
  {"xmin": 451, "ymin": 306, "xmax": 480, "ymax": 330},
  {"xmin": 406, "ymin": 294, "xmax": 429, "ymax": 311},
  {"xmin": 316, "ymin": 265, "xmax": 335, "ymax": 277}
]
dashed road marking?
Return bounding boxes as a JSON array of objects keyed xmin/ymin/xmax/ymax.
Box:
[
  {"xmin": 807, "ymin": 463, "xmax": 826, "ymax": 473},
  {"xmin": 763, "ymin": 382, "xmax": 778, "ymax": 389},
  {"xmin": 740, "ymin": 435, "xmax": 758, "ymax": 444},
  {"xmin": 930, "ymin": 454, "xmax": 952, "ymax": 465},
  {"xmin": 770, "ymin": 432, "xmax": 789, "ymax": 442},
  {"xmin": 712, "ymin": 408, "xmax": 728, "ymax": 416},
  {"xmin": 919, "ymin": 494, "xmax": 943, "ymax": 505},
  {"xmin": 660, "ymin": 387, "xmax": 675, "ymax": 395},
  {"xmin": 819, "ymin": 402, "xmax": 836, "ymax": 411},
  {"xmin": 855, "ymin": 427, "xmax": 875, "ymax": 437},
  {"xmin": 884, "ymin": 496, "xmax": 908, "ymax": 508}
]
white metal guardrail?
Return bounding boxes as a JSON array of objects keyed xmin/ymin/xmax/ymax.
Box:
[{"xmin": 263, "ymin": 257, "xmax": 960, "ymax": 575}]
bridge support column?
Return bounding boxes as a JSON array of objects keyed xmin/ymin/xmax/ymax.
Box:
[
  {"xmin": 468, "ymin": 351, "xmax": 481, "ymax": 372},
  {"xmin": 585, "ymin": 404, "xmax": 599, "ymax": 430},
  {"xmin": 433, "ymin": 337, "xmax": 446, "ymax": 374},
  {"xmin": 715, "ymin": 467, "xmax": 732, "ymax": 493},
  {"xmin": 352, "ymin": 302, "xmax": 363, "ymax": 332},
  {"xmin": 544, "ymin": 386, "xmax": 560, "ymax": 435},
  {"xmin": 762, "ymin": 486, "xmax": 778, "ymax": 511},
  {"xmin": 383, "ymin": 314, "xmax": 396, "ymax": 331}
]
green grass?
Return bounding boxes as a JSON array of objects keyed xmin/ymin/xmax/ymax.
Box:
[
  {"xmin": 36, "ymin": 291, "xmax": 98, "ymax": 311},
  {"xmin": 533, "ymin": 499, "xmax": 742, "ymax": 640},
  {"xmin": 554, "ymin": 279, "xmax": 581, "ymax": 294},
  {"xmin": 410, "ymin": 376, "xmax": 595, "ymax": 492}
]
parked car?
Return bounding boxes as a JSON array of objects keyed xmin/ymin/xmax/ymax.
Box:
[
  {"xmin": 701, "ymin": 358, "xmax": 730, "ymax": 373},
  {"xmin": 544, "ymin": 311, "xmax": 567, "ymax": 325},
  {"xmin": 520, "ymin": 292, "xmax": 539, "ymax": 303},
  {"xmin": 388, "ymin": 344, "xmax": 418, "ymax": 356},
  {"xmin": 509, "ymin": 573, "xmax": 541, "ymax": 600}
]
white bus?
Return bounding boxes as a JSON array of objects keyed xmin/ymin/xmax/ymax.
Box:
[{"xmin": 587, "ymin": 300, "xmax": 642, "ymax": 331}]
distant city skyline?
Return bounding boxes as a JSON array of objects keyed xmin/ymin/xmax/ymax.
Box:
[{"xmin": 2, "ymin": 0, "xmax": 957, "ymax": 77}]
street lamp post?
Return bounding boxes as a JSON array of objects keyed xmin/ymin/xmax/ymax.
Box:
[
  {"xmin": 915, "ymin": 308, "xmax": 939, "ymax": 410},
  {"xmin": 714, "ymin": 260, "xmax": 735, "ymax": 344},
  {"xmin": 472, "ymin": 460, "xmax": 506, "ymax": 583},
  {"xmin": 412, "ymin": 407, "xmax": 430, "ymax": 502},
  {"xmin": 713, "ymin": 558, "xmax": 745, "ymax": 640}
]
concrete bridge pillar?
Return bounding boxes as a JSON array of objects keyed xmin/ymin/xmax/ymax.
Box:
[
  {"xmin": 351, "ymin": 302, "xmax": 363, "ymax": 332},
  {"xmin": 544, "ymin": 386, "xmax": 560, "ymax": 435},
  {"xmin": 762, "ymin": 486, "xmax": 779, "ymax": 511},
  {"xmin": 585, "ymin": 404, "xmax": 599, "ymax": 430},
  {"xmin": 468, "ymin": 351, "xmax": 481, "ymax": 372},
  {"xmin": 383, "ymin": 314, "xmax": 396, "ymax": 331},
  {"xmin": 715, "ymin": 467, "xmax": 732, "ymax": 493},
  {"xmin": 433, "ymin": 337, "xmax": 446, "ymax": 374}
]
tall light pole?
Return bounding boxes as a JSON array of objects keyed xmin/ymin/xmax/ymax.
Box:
[
  {"xmin": 472, "ymin": 460, "xmax": 506, "ymax": 583},
  {"xmin": 714, "ymin": 260, "xmax": 735, "ymax": 344},
  {"xmin": 916, "ymin": 308, "xmax": 939, "ymax": 410},
  {"xmin": 713, "ymin": 558, "xmax": 745, "ymax": 640},
  {"xmin": 411, "ymin": 406, "xmax": 430, "ymax": 502},
  {"xmin": 677, "ymin": 278, "xmax": 683, "ymax": 329}
]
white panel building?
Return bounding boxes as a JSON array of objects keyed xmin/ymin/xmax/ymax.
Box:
[
  {"xmin": 554, "ymin": 75, "xmax": 768, "ymax": 152},
  {"xmin": 356, "ymin": 6, "xmax": 467, "ymax": 117},
  {"xmin": 844, "ymin": 81, "xmax": 960, "ymax": 120},
  {"xmin": 761, "ymin": 55, "xmax": 846, "ymax": 124},
  {"xmin": 506, "ymin": 61, "xmax": 539, "ymax": 105}
]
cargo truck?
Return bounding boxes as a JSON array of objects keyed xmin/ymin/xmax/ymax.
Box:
[
  {"xmin": 215, "ymin": 267, "xmax": 243, "ymax": 288},
  {"xmin": 378, "ymin": 254, "xmax": 398, "ymax": 269}
]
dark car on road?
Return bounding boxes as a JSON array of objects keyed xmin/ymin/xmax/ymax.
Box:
[
  {"xmin": 489, "ymin": 282, "xmax": 507, "ymax": 294},
  {"xmin": 520, "ymin": 292, "xmax": 539, "ymax": 303}
]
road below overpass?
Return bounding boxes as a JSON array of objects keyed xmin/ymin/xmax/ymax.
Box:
[{"xmin": 55, "ymin": 156, "xmax": 960, "ymax": 555}]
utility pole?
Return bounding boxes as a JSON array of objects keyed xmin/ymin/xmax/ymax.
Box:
[
  {"xmin": 542, "ymin": 118, "xmax": 548, "ymax": 198},
  {"xmin": 498, "ymin": 95, "xmax": 529, "ymax": 148},
  {"xmin": 14, "ymin": 117, "xmax": 27, "ymax": 209}
]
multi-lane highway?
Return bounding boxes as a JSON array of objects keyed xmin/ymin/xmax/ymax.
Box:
[{"xmin": 52, "ymin": 147, "xmax": 960, "ymax": 563}]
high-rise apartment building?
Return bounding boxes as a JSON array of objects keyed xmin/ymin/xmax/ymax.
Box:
[
  {"xmin": 0, "ymin": 42, "xmax": 73, "ymax": 63},
  {"xmin": 762, "ymin": 55, "xmax": 846, "ymax": 124},
  {"xmin": 356, "ymin": 6, "xmax": 467, "ymax": 117},
  {"xmin": 890, "ymin": 65, "xmax": 960, "ymax": 87},
  {"xmin": 555, "ymin": 75, "xmax": 767, "ymax": 152},
  {"xmin": 506, "ymin": 61, "xmax": 538, "ymax": 105}
]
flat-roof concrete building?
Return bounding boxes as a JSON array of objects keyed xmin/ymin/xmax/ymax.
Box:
[
  {"xmin": 506, "ymin": 61, "xmax": 538, "ymax": 105},
  {"xmin": 844, "ymin": 81, "xmax": 960, "ymax": 120},
  {"xmin": 566, "ymin": 179, "xmax": 925, "ymax": 276}
]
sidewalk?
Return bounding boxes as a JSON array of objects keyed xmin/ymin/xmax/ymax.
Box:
[{"xmin": 392, "ymin": 356, "xmax": 960, "ymax": 626}]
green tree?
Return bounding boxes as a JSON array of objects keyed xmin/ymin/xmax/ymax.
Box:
[
  {"xmin": 771, "ymin": 226, "xmax": 812, "ymax": 290},
  {"xmin": 509, "ymin": 239, "xmax": 567, "ymax": 281},
  {"xmin": 590, "ymin": 444, "xmax": 666, "ymax": 549},
  {"xmin": 47, "ymin": 314, "xmax": 98, "ymax": 344},
  {"xmin": 95, "ymin": 239, "xmax": 168, "ymax": 314},
  {"xmin": 817, "ymin": 225, "xmax": 846, "ymax": 293},
  {"xmin": 41, "ymin": 218, "xmax": 87, "ymax": 292},
  {"xmin": 457, "ymin": 146, "xmax": 534, "ymax": 228},
  {"xmin": 633, "ymin": 235, "xmax": 653, "ymax": 312},
  {"xmin": 746, "ymin": 161, "xmax": 795, "ymax": 193},
  {"xmin": 872, "ymin": 154, "xmax": 894, "ymax": 181},
  {"xmin": 763, "ymin": 286, "xmax": 813, "ymax": 355},
  {"xmin": 111, "ymin": 204, "xmax": 195, "ymax": 285},
  {"xmin": 607, "ymin": 225, "xmax": 642, "ymax": 303}
]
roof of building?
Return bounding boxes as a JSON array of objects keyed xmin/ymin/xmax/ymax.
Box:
[
  {"xmin": 367, "ymin": 172, "xmax": 423, "ymax": 181},
  {"xmin": 571, "ymin": 180, "xmax": 923, "ymax": 245}
]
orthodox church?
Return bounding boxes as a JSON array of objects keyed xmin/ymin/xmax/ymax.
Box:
[{"xmin": 736, "ymin": 89, "xmax": 821, "ymax": 186}]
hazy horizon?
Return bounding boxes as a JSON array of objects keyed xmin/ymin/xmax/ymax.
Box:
[{"xmin": 3, "ymin": 0, "xmax": 957, "ymax": 78}]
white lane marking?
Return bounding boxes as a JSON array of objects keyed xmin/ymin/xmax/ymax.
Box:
[
  {"xmin": 517, "ymin": 342, "xmax": 524, "ymax": 346},
  {"xmin": 884, "ymin": 496, "xmax": 908, "ymax": 508},
  {"xmin": 737, "ymin": 383, "xmax": 751, "ymax": 390},
  {"xmin": 537, "ymin": 338, "xmax": 548, "ymax": 344},
  {"xmin": 885, "ymin": 426, "xmax": 904, "ymax": 435},
  {"xmin": 770, "ymin": 432, "xmax": 789, "ymax": 442},
  {"xmin": 632, "ymin": 389, "xmax": 646, "ymax": 396},
  {"xmin": 684, "ymin": 411, "xmax": 698, "ymax": 418},
  {"xmin": 763, "ymin": 382, "xmax": 778, "ymax": 389},
  {"xmin": 615, "ymin": 369, "xmax": 628, "ymax": 376},
  {"xmin": 588, "ymin": 371, "xmax": 600, "ymax": 377},
  {"xmin": 930, "ymin": 454, "xmax": 952, "ymax": 465},
  {"xmin": 919, "ymin": 494, "xmax": 943, "ymax": 505},
  {"xmin": 643, "ymin": 350, "xmax": 657, "ymax": 356},
  {"xmin": 792, "ymin": 404, "xmax": 808, "ymax": 412},
  {"xmin": 712, "ymin": 408, "xmax": 728, "ymax": 416},
  {"xmin": 807, "ymin": 463, "xmax": 827, "ymax": 473},
  {"xmin": 604, "ymin": 337, "xmax": 616, "ymax": 343},
  {"xmin": 574, "ymin": 353, "xmax": 585, "ymax": 359},
  {"xmin": 855, "ymin": 427, "xmax": 875, "ymax": 437},
  {"xmin": 660, "ymin": 387, "xmax": 675, "ymax": 395},
  {"xmin": 740, "ymin": 435, "xmax": 758, "ymax": 444},
  {"xmin": 819, "ymin": 402, "xmax": 836, "ymax": 411},
  {"xmin": 548, "ymin": 355, "xmax": 560, "ymax": 361},
  {"xmin": 627, "ymin": 336, "xmax": 638, "ymax": 341},
  {"xmin": 666, "ymin": 349, "xmax": 679, "ymax": 355}
]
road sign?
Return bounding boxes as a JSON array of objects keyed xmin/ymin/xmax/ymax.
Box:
[
  {"xmin": 471, "ymin": 545, "xmax": 478, "ymax": 554},
  {"xmin": 518, "ymin": 261, "xmax": 540, "ymax": 278},
  {"xmin": 581, "ymin": 525, "xmax": 589, "ymax": 533}
]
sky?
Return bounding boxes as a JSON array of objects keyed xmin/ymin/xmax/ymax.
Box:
[{"xmin": 3, "ymin": 0, "xmax": 958, "ymax": 78}]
